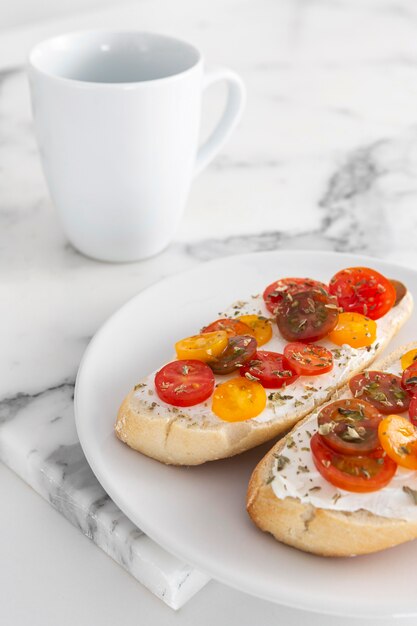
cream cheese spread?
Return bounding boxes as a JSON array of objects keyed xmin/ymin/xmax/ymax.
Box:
[{"xmin": 131, "ymin": 291, "xmax": 413, "ymax": 431}]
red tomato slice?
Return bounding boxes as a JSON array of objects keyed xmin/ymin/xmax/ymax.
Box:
[
  {"xmin": 202, "ymin": 318, "xmax": 255, "ymax": 337},
  {"xmin": 276, "ymin": 289, "xmax": 339, "ymax": 343},
  {"xmin": 329, "ymin": 267, "xmax": 396, "ymax": 320},
  {"xmin": 349, "ymin": 371, "xmax": 410, "ymax": 415},
  {"xmin": 283, "ymin": 342, "xmax": 333, "ymax": 376},
  {"xmin": 317, "ymin": 398, "xmax": 381, "ymax": 455},
  {"xmin": 263, "ymin": 277, "xmax": 329, "ymax": 314},
  {"xmin": 409, "ymin": 396, "xmax": 417, "ymax": 427},
  {"xmin": 155, "ymin": 360, "xmax": 215, "ymax": 407},
  {"xmin": 310, "ymin": 433, "xmax": 397, "ymax": 493},
  {"xmin": 239, "ymin": 350, "xmax": 299, "ymax": 388},
  {"xmin": 402, "ymin": 362, "xmax": 417, "ymax": 395}
]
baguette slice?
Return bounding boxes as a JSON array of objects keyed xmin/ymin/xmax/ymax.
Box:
[
  {"xmin": 247, "ymin": 342, "xmax": 417, "ymax": 557},
  {"xmin": 115, "ymin": 291, "xmax": 413, "ymax": 466}
]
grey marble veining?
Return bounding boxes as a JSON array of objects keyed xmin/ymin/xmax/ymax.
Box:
[
  {"xmin": 185, "ymin": 139, "xmax": 392, "ymax": 261},
  {"xmin": 3, "ymin": 0, "xmax": 417, "ymax": 610}
]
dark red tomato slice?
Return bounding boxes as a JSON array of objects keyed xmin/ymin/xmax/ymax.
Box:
[
  {"xmin": 202, "ymin": 318, "xmax": 255, "ymax": 338},
  {"xmin": 402, "ymin": 362, "xmax": 417, "ymax": 395},
  {"xmin": 317, "ymin": 398, "xmax": 382, "ymax": 455},
  {"xmin": 409, "ymin": 395, "xmax": 417, "ymax": 427},
  {"xmin": 208, "ymin": 335, "xmax": 257, "ymax": 375},
  {"xmin": 390, "ymin": 279, "xmax": 407, "ymax": 306},
  {"xmin": 276, "ymin": 289, "xmax": 339, "ymax": 343},
  {"xmin": 155, "ymin": 360, "xmax": 215, "ymax": 407},
  {"xmin": 239, "ymin": 350, "xmax": 299, "ymax": 388},
  {"xmin": 310, "ymin": 433, "xmax": 397, "ymax": 493},
  {"xmin": 349, "ymin": 371, "xmax": 410, "ymax": 414},
  {"xmin": 283, "ymin": 342, "xmax": 333, "ymax": 376},
  {"xmin": 329, "ymin": 267, "xmax": 396, "ymax": 320},
  {"xmin": 263, "ymin": 277, "xmax": 329, "ymax": 315}
]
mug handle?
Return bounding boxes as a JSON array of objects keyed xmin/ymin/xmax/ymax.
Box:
[{"xmin": 194, "ymin": 67, "xmax": 246, "ymax": 176}]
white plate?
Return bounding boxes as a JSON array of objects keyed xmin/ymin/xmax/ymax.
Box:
[{"xmin": 75, "ymin": 250, "xmax": 417, "ymax": 618}]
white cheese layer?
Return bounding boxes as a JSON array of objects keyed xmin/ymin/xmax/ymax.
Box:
[
  {"xmin": 270, "ymin": 349, "xmax": 417, "ymax": 522},
  {"xmin": 132, "ymin": 291, "xmax": 412, "ymax": 428}
]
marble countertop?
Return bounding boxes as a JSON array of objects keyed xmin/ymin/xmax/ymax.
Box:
[{"xmin": 3, "ymin": 0, "xmax": 417, "ymax": 622}]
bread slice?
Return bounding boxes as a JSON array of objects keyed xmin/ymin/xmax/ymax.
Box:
[
  {"xmin": 247, "ymin": 342, "xmax": 417, "ymax": 556},
  {"xmin": 115, "ymin": 291, "xmax": 413, "ymax": 466}
]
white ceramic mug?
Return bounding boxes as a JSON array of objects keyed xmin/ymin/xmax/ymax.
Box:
[{"xmin": 28, "ymin": 31, "xmax": 245, "ymax": 262}]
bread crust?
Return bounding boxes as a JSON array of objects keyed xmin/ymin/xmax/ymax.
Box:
[
  {"xmin": 247, "ymin": 341, "xmax": 417, "ymax": 556},
  {"xmin": 115, "ymin": 294, "xmax": 413, "ymax": 465}
]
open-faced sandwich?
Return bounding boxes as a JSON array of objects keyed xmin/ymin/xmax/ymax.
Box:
[
  {"xmin": 247, "ymin": 342, "xmax": 417, "ymax": 556},
  {"xmin": 115, "ymin": 267, "xmax": 412, "ymax": 465}
]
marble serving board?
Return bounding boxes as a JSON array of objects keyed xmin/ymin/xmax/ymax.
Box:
[
  {"xmin": 0, "ymin": 384, "xmax": 210, "ymax": 609},
  {"xmin": 5, "ymin": 0, "xmax": 417, "ymax": 611}
]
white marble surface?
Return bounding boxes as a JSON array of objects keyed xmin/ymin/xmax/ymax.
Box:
[{"xmin": 4, "ymin": 0, "xmax": 417, "ymax": 620}]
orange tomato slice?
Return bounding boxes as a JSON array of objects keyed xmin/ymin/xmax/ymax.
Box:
[
  {"xmin": 212, "ymin": 377, "xmax": 266, "ymax": 422},
  {"xmin": 378, "ymin": 415, "xmax": 417, "ymax": 470},
  {"xmin": 175, "ymin": 331, "xmax": 228, "ymax": 362},
  {"xmin": 401, "ymin": 349, "xmax": 417, "ymax": 371},
  {"xmin": 238, "ymin": 315, "xmax": 272, "ymax": 347},
  {"xmin": 328, "ymin": 312, "xmax": 377, "ymax": 348}
]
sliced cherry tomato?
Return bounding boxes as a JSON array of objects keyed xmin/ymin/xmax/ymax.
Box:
[
  {"xmin": 317, "ymin": 398, "xmax": 381, "ymax": 455},
  {"xmin": 202, "ymin": 318, "xmax": 255, "ymax": 338},
  {"xmin": 390, "ymin": 279, "xmax": 407, "ymax": 306},
  {"xmin": 401, "ymin": 349, "xmax": 417, "ymax": 371},
  {"xmin": 378, "ymin": 415, "xmax": 417, "ymax": 470},
  {"xmin": 212, "ymin": 377, "xmax": 266, "ymax": 422},
  {"xmin": 329, "ymin": 267, "xmax": 396, "ymax": 320},
  {"xmin": 276, "ymin": 289, "xmax": 339, "ymax": 343},
  {"xmin": 283, "ymin": 342, "xmax": 333, "ymax": 376},
  {"xmin": 238, "ymin": 315, "xmax": 272, "ymax": 347},
  {"xmin": 402, "ymin": 362, "xmax": 417, "ymax": 395},
  {"xmin": 349, "ymin": 371, "xmax": 410, "ymax": 414},
  {"xmin": 239, "ymin": 350, "xmax": 299, "ymax": 388},
  {"xmin": 175, "ymin": 331, "xmax": 228, "ymax": 362},
  {"xmin": 311, "ymin": 433, "xmax": 397, "ymax": 493},
  {"xmin": 155, "ymin": 360, "xmax": 215, "ymax": 407},
  {"xmin": 409, "ymin": 396, "xmax": 417, "ymax": 427},
  {"xmin": 328, "ymin": 312, "xmax": 376, "ymax": 348},
  {"xmin": 263, "ymin": 277, "xmax": 329, "ymax": 315},
  {"xmin": 208, "ymin": 335, "xmax": 257, "ymax": 375}
]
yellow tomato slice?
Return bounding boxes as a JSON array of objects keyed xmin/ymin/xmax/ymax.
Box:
[
  {"xmin": 328, "ymin": 312, "xmax": 377, "ymax": 348},
  {"xmin": 238, "ymin": 315, "xmax": 272, "ymax": 347},
  {"xmin": 401, "ymin": 349, "xmax": 417, "ymax": 371},
  {"xmin": 175, "ymin": 331, "xmax": 228, "ymax": 362},
  {"xmin": 212, "ymin": 377, "xmax": 266, "ymax": 422},
  {"xmin": 378, "ymin": 415, "xmax": 417, "ymax": 470}
]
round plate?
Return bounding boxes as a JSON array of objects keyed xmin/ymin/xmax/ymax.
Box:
[{"xmin": 75, "ymin": 250, "xmax": 417, "ymax": 618}]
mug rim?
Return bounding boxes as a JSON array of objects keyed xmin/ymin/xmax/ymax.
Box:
[{"xmin": 27, "ymin": 29, "xmax": 203, "ymax": 87}]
